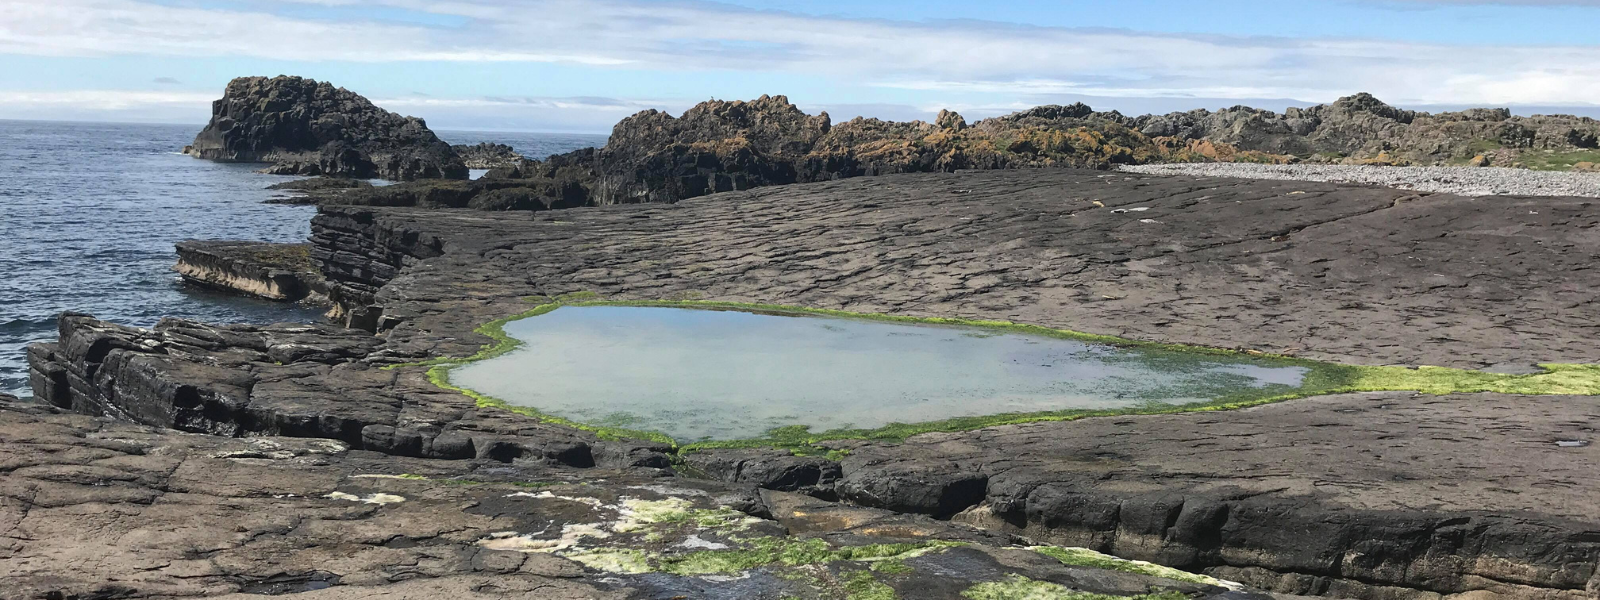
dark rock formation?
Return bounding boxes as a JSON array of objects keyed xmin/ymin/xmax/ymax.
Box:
[
  {"xmin": 318, "ymin": 92, "xmax": 1600, "ymax": 214},
  {"xmin": 452, "ymin": 142, "xmax": 524, "ymax": 169},
  {"xmin": 174, "ymin": 240, "xmax": 327, "ymax": 303},
  {"xmin": 265, "ymin": 177, "xmax": 373, "ymax": 205},
  {"xmin": 1131, "ymin": 92, "xmax": 1600, "ymax": 165},
  {"xmin": 27, "ymin": 169, "xmax": 1600, "ymax": 599},
  {"xmin": 185, "ymin": 76, "xmax": 466, "ymax": 180},
  {"xmin": 266, "ymin": 177, "xmax": 374, "ymax": 191}
]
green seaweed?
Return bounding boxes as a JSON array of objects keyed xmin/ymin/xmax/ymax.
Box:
[
  {"xmin": 392, "ymin": 297, "xmax": 1600, "ymax": 451},
  {"xmin": 962, "ymin": 576, "xmax": 1191, "ymax": 600},
  {"xmin": 655, "ymin": 538, "xmax": 962, "ymax": 576},
  {"xmin": 1033, "ymin": 546, "xmax": 1217, "ymax": 585},
  {"xmin": 844, "ymin": 569, "xmax": 898, "ymax": 600}
]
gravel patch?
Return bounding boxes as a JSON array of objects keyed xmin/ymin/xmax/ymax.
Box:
[{"xmin": 1120, "ymin": 163, "xmax": 1600, "ymax": 198}]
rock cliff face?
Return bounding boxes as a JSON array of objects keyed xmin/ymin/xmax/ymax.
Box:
[{"xmin": 185, "ymin": 76, "xmax": 467, "ymax": 180}]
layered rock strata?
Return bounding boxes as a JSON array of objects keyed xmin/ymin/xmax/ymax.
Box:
[
  {"xmin": 185, "ymin": 76, "xmax": 466, "ymax": 181},
  {"xmin": 3, "ymin": 399, "xmax": 1272, "ymax": 599},
  {"xmin": 27, "ymin": 169, "xmax": 1600, "ymax": 599},
  {"xmin": 174, "ymin": 240, "xmax": 328, "ymax": 303}
]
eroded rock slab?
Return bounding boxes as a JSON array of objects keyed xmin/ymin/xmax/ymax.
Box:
[
  {"xmin": 174, "ymin": 240, "xmax": 328, "ymax": 303},
  {"xmin": 0, "ymin": 401, "xmax": 1262, "ymax": 600}
]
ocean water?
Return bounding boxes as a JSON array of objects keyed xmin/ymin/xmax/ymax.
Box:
[
  {"xmin": 451, "ymin": 306, "xmax": 1311, "ymax": 442},
  {"xmin": 0, "ymin": 120, "xmax": 607, "ymax": 397}
]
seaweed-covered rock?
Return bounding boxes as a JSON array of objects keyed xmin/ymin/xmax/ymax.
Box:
[{"xmin": 185, "ymin": 76, "xmax": 466, "ymax": 181}]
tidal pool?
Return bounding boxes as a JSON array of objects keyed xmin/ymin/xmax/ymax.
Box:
[{"xmin": 449, "ymin": 306, "xmax": 1311, "ymax": 442}]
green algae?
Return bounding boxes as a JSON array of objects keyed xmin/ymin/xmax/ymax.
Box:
[
  {"xmin": 608, "ymin": 537, "xmax": 963, "ymax": 577},
  {"xmin": 962, "ymin": 576, "xmax": 1192, "ymax": 600},
  {"xmin": 870, "ymin": 559, "xmax": 913, "ymax": 574},
  {"xmin": 614, "ymin": 497, "xmax": 762, "ymax": 535},
  {"xmin": 843, "ymin": 569, "xmax": 898, "ymax": 600},
  {"xmin": 395, "ymin": 297, "xmax": 1600, "ymax": 450},
  {"xmin": 1033, "ymin": 547, "xmax": 1219, "ymax": 586}
]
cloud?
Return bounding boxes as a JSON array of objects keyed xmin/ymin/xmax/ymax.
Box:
[
  {"xmin": 0, "ymin": 0, "xmax": 1598, "ymax": 108},
  {"xmin": 0, "ymin": 90, "xmax": 217, "ymax": 123},
  {"xmin": 152, "ymin": 76, "xmax": 181, "ymax": 85}
]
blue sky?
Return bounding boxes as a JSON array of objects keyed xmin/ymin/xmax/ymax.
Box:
[{"xmin": 2, "ymin": 0, "xmax": 1599, "ymax": 132}]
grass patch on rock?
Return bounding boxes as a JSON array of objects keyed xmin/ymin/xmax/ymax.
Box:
[{"xmin": 396, "ymin": 297, "xmax": 1600, "ymax": 451}]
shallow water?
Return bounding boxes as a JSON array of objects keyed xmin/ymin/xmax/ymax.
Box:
[
  {"xmin": 0, "ymin": 120, "xmax": 606, "ymax": 397},
  {"xmin": 449, "ymin": 306, "xmax": 1311, "ymax": 442}
]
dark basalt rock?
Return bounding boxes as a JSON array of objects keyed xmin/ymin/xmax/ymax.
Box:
[
  {"xmin": 452, "ymin": 142, "xmax": 525, "ymax": 169},
  {"xmin": 1131, "ymin": 92, "xmax": 1600, "ymax": 163},
  {"xmin": 185, "ymin": 75, "xmax": 466, "ymax": 181},
  {"xmin": 333, "ymin": 91, "xmax": 1600, "ymax": 214},
  {"xmin": 680, "ymin": 448, "xmax": 843, "ymax": 496},
  {"xmin": 266, "ymin": 176, "xmax": 373, "ymax": 191}
]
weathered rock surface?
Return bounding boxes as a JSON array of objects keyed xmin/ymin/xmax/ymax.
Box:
[
  {"xmin": 451, "ymin": 142, "xmax": 524, "ymax": 169},
  {"xmin": 3, "ymin": 400, "xmax": 1267, "ymax": 599},
  {"xmin": 174, "ymin": 240, "xmax": 328, "ymax": 303},
  {"xmin": 836, "ymin": 391, "xmax": 1600, "ymax": 600},
  {"xmin": 26, "ymin": 169, "xmax": 1600, "ymax": 599},
  {"xmin": 185, "ymin": 76, "xmax": 466, "ymax": 181}
]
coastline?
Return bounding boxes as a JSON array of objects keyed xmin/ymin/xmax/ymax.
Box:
[{"xmin": 19, "ymin": 167, "xmax": 1600, "ymax": 599}]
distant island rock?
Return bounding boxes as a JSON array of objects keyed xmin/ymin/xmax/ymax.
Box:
[
  {"xmin": 451, "ymin": 142, "xmax": 525, "ymax": 169},
  {"xmin": 183, "ymin": 76, "xmax": 466, "ymax": 181}
]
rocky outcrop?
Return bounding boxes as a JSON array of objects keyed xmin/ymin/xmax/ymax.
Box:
[
  {"xmin": 174, "ymin": 240, "xmax": 327, "ymax": 303},
  {"xmin": 451, "ymin": 142, "xmax": 524, "ymax": 169},
  {"xmin": 24, "ymin": 312, "xmax": 632, "ymax": 468},
  {"xmin": 1131, "ymin": 93, "xmax": 1600, "ymax": 166},
  {"xmin": 333, "ymin": 92, "xmax": 1600, "ymax": 213},
  {"xmin": 27, "ymin": 169, "xmax": 1600, "ymax": 599},
  {"xmin": 185, "ymin": 76, "xmax": 466, "ymax": 180}
]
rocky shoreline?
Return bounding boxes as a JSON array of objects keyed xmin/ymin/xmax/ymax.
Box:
[{"xmin": 15, "ymin": 168, "xmax": 1600, "ymax": 599}]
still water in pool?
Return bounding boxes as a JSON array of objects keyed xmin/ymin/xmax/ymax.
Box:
[{"xmin": 448, "ymin": 306, "xmax": 1310, "ymax": 442}]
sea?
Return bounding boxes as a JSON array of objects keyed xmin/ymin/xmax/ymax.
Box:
[{"xmin": 0, "ymin": 120, "xmax": 607, "ymax": 397}]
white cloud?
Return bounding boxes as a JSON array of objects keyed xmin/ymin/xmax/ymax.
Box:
[
  {"xmin": 0, "ymin": 90, "xmax": 218, "ymax": 122},
  {"xmin": 1, "ymin": 0, "xmax": 1599, "ymax": 109}
]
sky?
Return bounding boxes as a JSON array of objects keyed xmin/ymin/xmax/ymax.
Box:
[{"xmin": 2, "ymin": 0, "xmax": 1600, "ymax": 132}]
